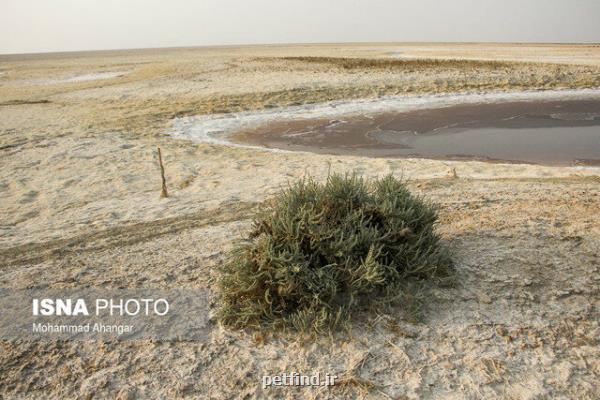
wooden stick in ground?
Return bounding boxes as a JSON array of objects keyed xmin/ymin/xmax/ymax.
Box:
[{"xmin": 157, "ymin": 146, "xmax": 168, "ymax": 198}]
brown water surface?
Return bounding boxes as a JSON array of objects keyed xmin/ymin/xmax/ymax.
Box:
[{"xmin": 232, "ymin": 99, "xmax": 600, "ymax": 165}]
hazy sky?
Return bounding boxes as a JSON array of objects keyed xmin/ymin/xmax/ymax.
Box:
[{"xmin": 1, "ymin": 0, "xmax": 599, "ymax": 54}]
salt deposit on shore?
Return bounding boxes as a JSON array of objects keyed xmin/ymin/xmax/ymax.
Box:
[
  {"xmin": 170, "ymin": 88, "xmax": 600, "ymax": 150},
  {"xmin": 44, "ymin": 71, "xmax": 126, "ymax": 84}
]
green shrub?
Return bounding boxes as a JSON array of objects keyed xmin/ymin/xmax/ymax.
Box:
[{"xmin": 218, "ymin": 173, "xmax": 451, "ymax": 332}]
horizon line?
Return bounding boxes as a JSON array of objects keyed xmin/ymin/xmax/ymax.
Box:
[{"xmin": 2, "ymin": 40, "xmax": 599, "ymax": 57}]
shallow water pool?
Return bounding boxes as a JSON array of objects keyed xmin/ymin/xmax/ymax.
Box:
[{"xmin": 232, "ymin": 99, "xmax": 600, "ymax": 165}]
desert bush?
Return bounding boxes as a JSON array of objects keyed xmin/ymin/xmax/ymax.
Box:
[{"xmin": 218, "ymin": 173, "xmax": 451, "ymax": 332}]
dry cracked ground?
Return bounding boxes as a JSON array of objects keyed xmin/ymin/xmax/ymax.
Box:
[{"xmin": 0, "ymin": 44, "xmax": 599, "ymax": 399}]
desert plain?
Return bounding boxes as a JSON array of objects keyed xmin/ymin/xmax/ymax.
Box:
[{"xmin": 1, "ymin": 43, "xmax": 600, "ymax": 399}]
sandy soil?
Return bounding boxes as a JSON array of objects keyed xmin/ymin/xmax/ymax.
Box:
[{"xmin": 1, "ymin": 44, "xmax": 599, "ymax": 399}]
